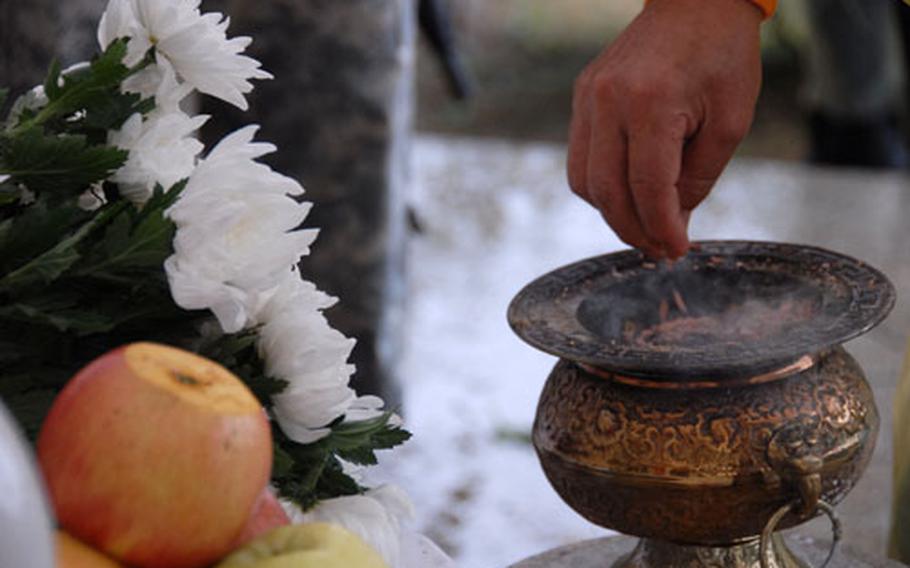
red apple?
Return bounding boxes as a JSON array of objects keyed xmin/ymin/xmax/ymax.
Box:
[
  {"xmin": 37, "ymin": 342, "xmax": 273, "ymax": 568},
  {"xmin": 232, "ymin": 487, "xmax": 291, "ymax": 549},
  {"xmin": 56, "ymin": 531, "xmax": 123, "ymax": 568}
]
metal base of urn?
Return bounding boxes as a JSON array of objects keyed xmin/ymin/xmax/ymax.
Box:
[{"xmin": 510, "ymin": 535, "xmax": 906, "ymax": 568}]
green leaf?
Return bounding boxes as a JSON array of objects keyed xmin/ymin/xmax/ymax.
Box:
[
  {"xmin": 0, "ymin": 183, "xmax": 21, "ymax": 207},
  {"xmin": 369, "ymin": 424, "xmax": 413, "ymax": 450},
  {"xmin": 314, "ymin": 457, "xmax": 363, "ymax": 498},
  {"xmin": 140, "ymin": 180, "xmax": 187, "ymax": 217},
  {"xmin": 270, "ymin": 411, "xmax": 412, "ymax": 506},
  {"xmin": 0, "ymin": 88, "xmax": 8, "ymax": 111},
  {"xmin": 100, "ymin": 211, "xmax": 131, "ymax": 257},
  {"xmin": 21, "ymin": 40, "xmax": 133, "ymax": 131},
  {"xmin": 245, "ymin": 374, "xmax": 290, "ymax": 401},
  {"xmin": 0, "ymin": 127, "xmax": 127, "ymax": 195},
  {"xmin": 335, "ymin": 445, "xmax": 379, "ymax": 466},
  {"xmin": 78, "ymin": 182, "xmax": 185, "ymax": 276},
  {"xmin": 333, "ymin": 421, "xmax": 412, "ymax": 466},
  {"xmin": 0, "ymin": 302, "xmax": 118, "ymax": 335},
  {"xmin": 83, "ymin": 91, "xmax": 154, "ymax": 133},
  {"xmin": 0, "ymin": 201, "xmax": 125, "ymax": 292},
  {"xmin": 43, "ymin": 60, "xmax": 62, "ymax": 101},
  {"xmin": 272, "ymin": 444, "xmax": 295, "ymax": 479},
  {"xmin": 0, "ymin": 200, "xmax": 89, "ymax": 271}
]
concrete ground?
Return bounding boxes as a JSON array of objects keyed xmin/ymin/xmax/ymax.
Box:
[{"xmin": 372, "ymin": 135, "xmax": 910, "ymax": 567}]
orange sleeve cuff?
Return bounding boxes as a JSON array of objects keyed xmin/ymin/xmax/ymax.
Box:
[
  {"xmin": 750, "ymin": 0, "xmax": 778, "ymax": 19},
  {"xmin": 644, "ymin": 0, "xmax": 778, "ymax": 20}
]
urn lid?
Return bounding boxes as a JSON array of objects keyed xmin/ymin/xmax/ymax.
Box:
[{"xmin": 507, "ymin": 241, "xmax": 895, "ymax": 379}]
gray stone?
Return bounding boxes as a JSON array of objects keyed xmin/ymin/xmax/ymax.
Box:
[
  {"xmin": 200, "ymin": 0, "xmax": 416, "ymax": 407},
  {"xmin": 0, "ymin": 0, "xmax": 105, "ymax": 115},
  {"xmin": 0, "ymin": 0, "xmax": 59, "ymax": 114}
]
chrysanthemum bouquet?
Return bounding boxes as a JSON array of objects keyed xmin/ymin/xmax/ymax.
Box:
[{"xmin": 0, "ymin": 0, "xmax": 412, "ymax": 562}]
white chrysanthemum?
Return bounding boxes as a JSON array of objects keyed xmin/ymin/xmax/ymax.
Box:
[
  {"xmin": 291, "ymin": 485, "xmax": 415, "ymax": 568},
  {"xmin": 165, "ymin": 126, "xmax": 317, "ymax": 333},
  {"xmin": 256, "ymin": 275, "xmax": 360, "ymax": 443},
  {"xmin": 97, "ymin": 0, "xmax": 271, "ymax": 110},
  {"xmin": 122, "ymin": 55, "xmax": 193, "ymax": 113},
  {"xmin": 77, "ymin": 186, "xmax": 107, "ymax": 211},
  {"xmin": 344, "ymin": 395, "xmax": 388, "ymax": 423},
  {"xmin": 107, "ymin": 109, "xmax": 208, "ymax": 205},
  {"xmin": 6, "ymin": 63, "xmax": 95, "ymax": 128},
  {"xmin": 6, "ymin": 86, "xmax": 48, "ymax": 128}
]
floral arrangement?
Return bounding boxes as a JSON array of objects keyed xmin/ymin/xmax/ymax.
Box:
[{"xmin": 0, "ymin": 0, "xmax": 411, "ymax": 562}]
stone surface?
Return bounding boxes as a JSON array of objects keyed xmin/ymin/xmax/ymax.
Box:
[
  {"xmin": 200, "ymin": 0, "xmax": 416, "ymax": 406},
  {"xmin": 0, "ymin": 0, "xmax": 106, "ymax": 112},
  {"xmin": 509, "ymin": 535, "xmax": 907, "ymax": 568},
  {"xmin": 0, "ymin": 0, "xmax": 59, "ymax": 114}
]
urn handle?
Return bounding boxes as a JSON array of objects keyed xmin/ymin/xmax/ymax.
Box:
[
  {"xmin": 766, "ymin": 420, "xmax": 856, "ymax": 517},
  {"xmin": 762, "ymin": 421, "xmax": 850, "ymax": 568},
  {"xmin": 760, "ymin": 500, "xmax": 841, "ymax": 568}
]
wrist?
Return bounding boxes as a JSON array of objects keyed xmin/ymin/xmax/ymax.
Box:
[{"xmin": 644, "ymin": 0, "xmax": 776, "ymax": 20}]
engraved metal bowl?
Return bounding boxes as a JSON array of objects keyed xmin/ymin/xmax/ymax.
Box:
[{"xmin": 508, "ymin": 241, "xmax": 895, "ymax": 547}]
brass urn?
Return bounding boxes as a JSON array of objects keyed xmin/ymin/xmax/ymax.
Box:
[{"xmin": 508, "ymin": 241, "xmax": 895, "ymax": 568}]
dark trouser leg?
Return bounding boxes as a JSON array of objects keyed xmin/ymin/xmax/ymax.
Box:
[{"xmin": 803, "ymin": 0, "xmax": 907, "ymax": 167}]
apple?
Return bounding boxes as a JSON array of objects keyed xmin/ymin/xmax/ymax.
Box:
[
  {"xmin": 232, "ymin": 487, "xmax": 291, "ymax": 548},
  {"xmin": 216, "ymin": 523, "xmax": 388, "ymax": 568},
  {"xmin": 56, "ymin": 531, "xmax": 122, "ymax": 568},
  {"xmin": 37, "ymin": 342, "xmax": 272, "ymax": 568}
]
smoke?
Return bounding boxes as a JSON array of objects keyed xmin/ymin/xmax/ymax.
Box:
[{"xmin": 577, "ymin": 257, "xmax": 822, "ymax": 351}]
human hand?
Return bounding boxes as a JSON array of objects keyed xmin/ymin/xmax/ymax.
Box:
[{"xmin": 568, "ymin": 0, "xmax": 763, "ymax": 259}]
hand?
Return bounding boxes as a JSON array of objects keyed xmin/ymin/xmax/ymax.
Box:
[{"xmin": 568, "ymin": 0, "xmax": 763, "ymax": 259}]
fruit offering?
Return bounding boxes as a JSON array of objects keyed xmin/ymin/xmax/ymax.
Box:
[
  {"xmin": 232, "ymin": 487, "xmax": 292, "ymax": 548},
  {"xmin": 217, "ymin": 523, "xmax": 389, "ymax": 568},
  {"xmin": 56, "ymin": 531, "xmax": 122, "ymax": 568},
  {"xmin": 37, "ymin": 342, "xmax": 273, "ymax": 568}
]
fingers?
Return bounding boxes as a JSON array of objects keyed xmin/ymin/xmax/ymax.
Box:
[
  {"xmin": 626, "ymin": 114, "xmax": 692, "ymax": 258},
  {"xmin": 585, "ymin": 103, "xmax": 666, "ymax": 257},
  {"xmin": 570, "ymin": 85, "xmax": 691, "ymax": 259},
  {"xmin": 677, "ymin": 112, "xmax": 752, "ymax": 211},
  {"xmin": 567, "ymin": 75, "xmax": 593, "ymax": 204}
]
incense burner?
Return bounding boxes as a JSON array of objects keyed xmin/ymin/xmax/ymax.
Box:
[{"xmin": 508, "ymin": 241, "xmax": 895, "ymax": 567}]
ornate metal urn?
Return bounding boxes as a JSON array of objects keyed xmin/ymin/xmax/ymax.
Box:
[{"xmin": 508, "ymin": 241, "xmax": 896, "ymax": 568}]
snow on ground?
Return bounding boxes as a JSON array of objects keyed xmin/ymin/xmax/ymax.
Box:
[{"xmin": 370, "ymin": 136, "xmax": 621, "ymax": 568}]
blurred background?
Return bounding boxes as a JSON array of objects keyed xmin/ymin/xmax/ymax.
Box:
[
  {"xmin": 417, "ymin": 0, "xmax": 909, "ymax": 165},
  {"xmin": 391, "ymin": 1, "xmax": 910, "ymax": 566},
  {"xmin": 3, "ymin": 0, "xmax": 910, "ymax": 566},
  {"xmin": 418, "ymin": 0, "xmax": 803, "ymax": 154}
]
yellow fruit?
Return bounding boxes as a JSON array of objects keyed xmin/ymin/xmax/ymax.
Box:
[
  {"xmin": 56, "ymin": 531, "xmax": 122, "ymax": 568},
  {"xmin": 217, "ymin": 523, "xmax": 388, "ymax": 568}
]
